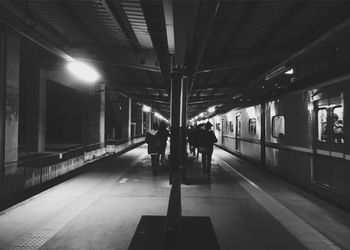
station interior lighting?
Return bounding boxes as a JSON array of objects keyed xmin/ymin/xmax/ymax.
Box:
[
  {"xmin": 199, "ymin": 113, "xmax": 204, "ymax": 118},
  {"xmin": 154, "ymin": 112, "xmax": 168, "ymax": 122},
  {"xmin": 67, "ymin": 60, "xmax": 100, "ymax": 83},
  {"xmin": 285, "ymin": 68, "xmax": 294, "ymax": 75},
  {"xmin": 208, "ymin": 106, "xmax": 215, "ymax": 113},
  {"xmin": 142, "ymin": 105, "xmax": 151, "ymax": 112}
]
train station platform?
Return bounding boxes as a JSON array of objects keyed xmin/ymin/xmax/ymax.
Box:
[{"xmin": 0, "ymin": 144, "xmax": 349, "ymax": 250}]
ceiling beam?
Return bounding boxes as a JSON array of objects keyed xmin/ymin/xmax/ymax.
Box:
[
  {"xmin": 172, "ymin": 0, "xmax": 200, "ymax": 66},
  {"xmin": 192, "ymin": 82, "xmax": 240, "ymax": 90},
  {"xmin": 111, "ymin": 82, "xmax": 165, "ymax": 90},
  {"xmin": 132, "ymin": 93, "xmax": 169, "ymax": 102},
  {"xmin": 188, "ymin": 96, "xmax": 229, "ymax": 104},
  {"xmin": 6, "ymin": 1, "xmax": 70, "ymax": 47},
  {"xmin": 245, "ymin": 9, "xmax": 350, "ymax": 92},
  {"xmin": 0, "ymin": 3, "xmax": 71, "ymax": 60},
  {"xmin": 52, "ymin": 0, "xmax": 161, "ymax": 73},
  {"xmin": 197, "ymin": 60, "xmax": 254, "ymax": 74},
  {"xmin": 102, "ymin": 0, "xmax": 141, "ymax": 50},
  {"xmin": 0, "ymin": 2, "xmax": 162, "ymax": 72},
  {"xmin": 150, "ymin": 100, "xmax": 170, "ymax": 104},
  {"xmin": 186, "ymin": 0, "xmax": 221, "ymax": 98},
  {"xmin": 140, "ymin": 0, "xmax": 171, "ymax": 85},
  {"xmin": 54, "ymin": 1, "xmax": 104, "ymax": 47}
]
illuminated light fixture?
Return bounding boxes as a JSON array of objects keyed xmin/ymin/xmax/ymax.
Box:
[
  {"xmin": 207, "ymin": 106, "xmax": 215, "ymax": 113},
  {"xmin": 285, "ymin": 68, "xmax": 294, "ymax": 75},
  {"xmin": 67, "ymin": 60, "xmax": 100, "ymax": 83},
  {"xmin": 142, "ymin": 105, "xmax": 151, "ymax": 112},
  {"xmin": 154, "ymin": 112, "xmax": 165, "ymax": 120},
  {"xmin": 64, "ymin": 55, "xmax": 75, "ymax": 62},
  {"xmin": 199, "ymin": 113, "xmax": 204, "ymax": 118}
]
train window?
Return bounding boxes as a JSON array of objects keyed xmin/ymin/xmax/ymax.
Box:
[
  {"xmin": 317, "ymin": 109, "xmax": 328, "ymax": 142},
  {"xmin": 332, "ymin": 106, "xmax": 343, "ymax": 144},
  {"xmin": 316, "ymin": 96, "xmax": 344, "ymax": 144},
  {"xmin": 226, "ymin": 121, "xmax": 229, "ymax": 132},
  {"xmin": 272, "ymin": 115, "xmax": 285, "ymax": 138},
  {"xmin": 248, "ymin": 118, "xmax": 256, "ymax": 135},
  {"xmin": 229, "ymin": 121, "xmax": 233, "ymax": 132}
]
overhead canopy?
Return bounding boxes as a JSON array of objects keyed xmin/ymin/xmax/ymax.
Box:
[{"xmin": 1, "ymin": 0, "xmax": 350, "ymax": 118}]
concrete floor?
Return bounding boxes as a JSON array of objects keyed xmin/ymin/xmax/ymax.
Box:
[{"xmin": 0, "ymin": 144, "xmax": 349, "ymax": 250}]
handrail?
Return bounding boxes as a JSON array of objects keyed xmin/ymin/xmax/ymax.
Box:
[
  {"xmin": 5, "ymin": 137, "xmax": 145, "ymax": 169},
  {"xmin": 1, "ymin": 136, "xmax": 145, "ymax": 201}
]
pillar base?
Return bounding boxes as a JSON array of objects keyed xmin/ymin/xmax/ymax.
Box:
[{"xmin": 129, "ymin": 215, "xmax": 220, "ymax": 250}]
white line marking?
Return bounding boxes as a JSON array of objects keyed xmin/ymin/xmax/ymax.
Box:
[
  {"xmin": 215, "ymin": 157, "xmax": 340, "ymax": 250},
  {"xmin": 119, "ymin": 178, "xmax": 128, "ymax": 184}
]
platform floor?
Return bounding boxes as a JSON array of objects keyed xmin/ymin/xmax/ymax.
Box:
[{"xmin": 0, "ymin": 144, "xmax": 349, "ymax": 250}]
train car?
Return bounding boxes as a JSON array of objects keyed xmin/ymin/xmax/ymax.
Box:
[
  {"xmin": 212, "ymin": 79, "xmax": 350, "ymax": 209},
  {"xmin": 214, "ymin": 105, "xmax": 262, "ymax": 164}
]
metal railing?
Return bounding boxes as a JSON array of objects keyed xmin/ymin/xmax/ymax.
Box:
[{"xmin": 1, "ymin": 136, "xmax": 145, "ymax": 201}]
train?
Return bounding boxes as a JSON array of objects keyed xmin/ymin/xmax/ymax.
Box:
[{"xmin": 207, "ymin": 77, "xmax": 350, "ymax": 210}]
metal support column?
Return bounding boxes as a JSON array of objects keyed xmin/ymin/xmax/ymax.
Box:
[
  {"xmin": 128, "ymin": 98, "xmax": 132, "ymax": 139},
  {"xmin": 0, "ymin": 26, "xmax": 6, "ymax": 199},
  {"xmin": 165, "ymin": 68, "xmax": 187, "ymax": 250},
  {"xmin": 260, "ymin": 102, "xmax": 266, "ymax": 168}
]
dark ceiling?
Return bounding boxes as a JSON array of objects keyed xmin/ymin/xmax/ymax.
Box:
[{"xmin": 1, "ymin": 0, "xmax": 350, "ymax": 119}]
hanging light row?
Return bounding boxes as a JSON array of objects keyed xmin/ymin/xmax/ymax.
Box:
[{"xmin": 142, "ymin": 105, "xmax": 168, "ymax": 123}]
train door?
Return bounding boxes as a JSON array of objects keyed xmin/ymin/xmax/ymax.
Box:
[
  {"xmin": 314, "ymin": 95, "xmax": 344, "ymax": 191},
  {"xmin": 131, "ymin": 122, "xmax": 136, "ymax": 139},
  {"xmin": 235, "ymin": 114, "xmax": 241, "ymax": 152},
  {"xmin": 221, "ymin": 117, "xmax": 224, "ymax": 144}
]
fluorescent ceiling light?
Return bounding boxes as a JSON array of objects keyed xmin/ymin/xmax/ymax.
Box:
[
  {"xmin": 142, "ymin": 105, "xmax": 151, "ymax": 112},
  {"xmin": 207, "ymin": 106, "xmax": 215, "ymax": 113},
  {"xmin": 67, "ymin": 61, "xmax": 100, "ymax": 83},
  {"xmin": 285, "ymin": 68, "xmax": 294, "ymax": 75},
  {"xmin": 155, "ymin": 112, "xmax": 166, "ymax": 120}
]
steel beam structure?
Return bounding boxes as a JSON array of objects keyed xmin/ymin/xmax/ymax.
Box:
[
  {"xmin": 165, "ymin": 70, "xmax": 188, "ymax": 250},
  {"xmin": 140, "ymin": 0, "xmax": 171, "ymax": 85},
  {"xmin": 246, "ymin": 13, "xmax": 350, "ymax": 91},
  {"xmin": 0, "ymin": 26, "xmax": 6, "ymax": 199},
  {"xmin": 0, "ymin": 5, "xmax": 71, "ymax": 60},
  {"xmin": 102, "ymin": 0, "xmax": 141, "ymax": 50},
  {"xmin": 186, "ymin": 0, "xmax": 221, "ymax": 102}
]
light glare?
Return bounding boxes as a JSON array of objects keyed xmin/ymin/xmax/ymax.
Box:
[
  {"xmin": 142, "ymin": 105, "xmax": 151, "ymax": 112},
  {"xmin": 285, "ymin": 68, "xmax": 294, "ymax": 75},
  {"xmin": 246, "ymin": 106, "xmax": 256, "ymax": 118},
  {"xmin": 155, "ymin": 112, "xmax": 164, "ymax": 120},
  {"xmin": 208, "ymin": 106, "xmax": 215, "ymax": 113},
  {"xmin": 67, "ymin": 61, "xmax": 100, "ymax": 83}
]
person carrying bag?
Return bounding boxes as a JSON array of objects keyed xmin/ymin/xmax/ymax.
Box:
[
  {"xmin": 145, "ymin": 123, "xmax": 161, "ymax": 176},
  {"xmin": 198, "ymin": 122, "xmax": 218, "ymax": 178}
]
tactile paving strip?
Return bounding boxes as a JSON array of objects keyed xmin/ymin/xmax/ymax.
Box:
[
  {"xmin": 7, "ymin": 152, "xmax": 147, "ymax": 250},
  {"xmin": 8, "ymin": 202, "xmax": 92, "ymax": 250}
]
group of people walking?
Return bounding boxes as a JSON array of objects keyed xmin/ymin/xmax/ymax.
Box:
[
  {"xmin": 145, "ymin": 120, "xmax": 217, "ymax": 178},
  {"xmin": 145, "ymin": 121, "xmax": 169, "ymax": 176},
  {"xmin": 187, "ymin": 122, "xmax": 218, "ymax": 178}
]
